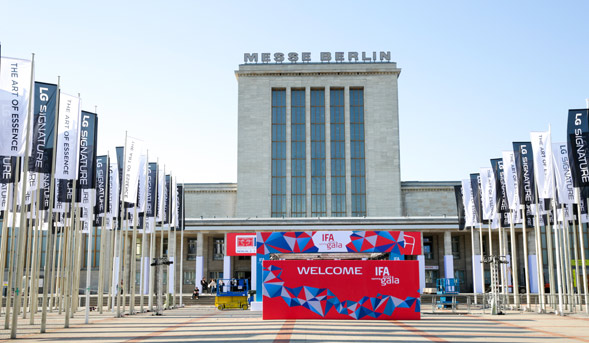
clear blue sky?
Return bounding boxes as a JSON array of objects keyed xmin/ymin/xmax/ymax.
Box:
[{"xmin": 1, "ymin": 1, "xmax": 588, "ymax": 183}]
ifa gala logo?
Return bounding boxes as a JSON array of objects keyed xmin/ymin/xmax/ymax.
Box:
[
  {"xmin": 373, "ymin": 266, "xmax": 400, "ymax": 286},
  {"xmin": 320, "ymin": 233, "xmax": 343, "ymax": 250}
]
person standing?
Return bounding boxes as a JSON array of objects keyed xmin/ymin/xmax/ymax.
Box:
[{"xmin": 200, "ymin": 278, "xmax": 208, "ymax": 294}]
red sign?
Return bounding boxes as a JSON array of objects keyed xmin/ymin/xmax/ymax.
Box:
[
  {"xmin": 226, "ymin": 233, "xmax": 256, "ymax": 256},
  {"xmin": 262, "ymin": 260, "xmax": 420, "ymax": 320}
]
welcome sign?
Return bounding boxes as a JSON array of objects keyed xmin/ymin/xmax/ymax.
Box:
[{"xmin": 262, "ymin": 260, "xmax": 420, "ymax": 320}]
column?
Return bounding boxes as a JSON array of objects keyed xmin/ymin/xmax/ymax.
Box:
[
  {"xmin": 443, "ymin": 231, "xmax": 454, "ymax": 279},
  {"xmin": 344, "ymin": 86, "xmax": 352, "ymax": 216},
  {"xmin": 527, "ymin": 229, "xmax": 538, "ymax": 293},
  {"xmin": 195, "ymin": 233, "xmax": 204, "ymax": 292},
  {"xmin": 417, "ymin": 234, "xmax": 425, "ymax": 292},
  {"xmin": 223, "ymin": 233, "xmax": 231, "ymax": 292},
  {"xmin": 285, "ymin": 88, "xmax": 292, "ymax": 217},
  {"xmin": 472, "ymin": 229, "xmax": 483, "ymax": 293}
]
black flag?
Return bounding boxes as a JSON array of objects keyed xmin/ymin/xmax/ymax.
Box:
[
  {"xmin": 454, "ymin": 185, "xmax": 465, "ymax": 230},
  {"xmin": 513, "ymin": 142, "xmax": 535, "ymax": 227},
  {"xmin": 29, "ymin": 82, "xmax": 58, "ymax": 173}
]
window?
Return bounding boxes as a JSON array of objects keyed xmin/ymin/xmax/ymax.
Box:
[
  {"xmin": 83, "ymin": 228, "xmax": 101, "ymax": 269},
  {"xmin": 187, "ymin": 239, "xmax": 197, "ymax": 261},
  {"xmin": 350, "ymin": 88, "xmax": 366, "ymax": 216},
  {"xmin": 291, "ymin": 89, "xmax": 306, "ymax": 217},
  {"xmin": 424, "ymin": 236, "xmax": 434, "ymax": 260},
  {"xmin": 213, "ymin": 238, "xmax": 224, "ymax": 260},
  {"xmin": 136, "ymin": 237, "xmax": 142, "ymax": 261},
  {"xmin": 184, "ymin": 271, "xmax": 196, "ymax": 284},
  {"xmin": 311, "ymin": 89, "xmax": 326, "ymax": 216},
  {"xmin": 452, "ymin": 236, "xmax": 460, "ymax": 259},
  {"xmin": 330, "ymin": 88, "xmax": 346, "ymax": 216},
  {"xmin": 425, "ymin": 270, "xmax": 438, "ymax": 288},
  {"xmin": 271, "ymin": 89, "xmax": 287, "ymax": 217},
  {"xmin": 163, "ymin": 238, "xmax": 168, "ymax": 257},
  {"xmin": 238, "ymin": 255, "xmax": 250, "ymax": 261}
]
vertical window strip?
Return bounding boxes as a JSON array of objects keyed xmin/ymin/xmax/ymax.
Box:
[
  {"xmin": 330, "ymin": 89, "xmax": 346, "ymax": 216},
  {"xmin": 271, "ymin": 89, "xmax": 286, "ymax": 217},
  {"xmin": 291, "ymin": 89, "xmax": 306, "ymax": 217},
  {"xmin": 311, "ymin": 89, "xmax": 326, "ymax": 216},
  {"xmin": 350, "ymin": 88, "xmax": 366, "ymax": 216}
]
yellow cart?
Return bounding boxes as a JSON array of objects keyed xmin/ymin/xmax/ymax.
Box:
[{"xmin": 215, "ymin": 279, "xmax": 250, "ymax": 310}]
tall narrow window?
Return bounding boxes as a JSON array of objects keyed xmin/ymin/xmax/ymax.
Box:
[
  {"xmin": 330, "ymin": 89, "xmax": 346, "ymax": 216},
  {"xmin": 350, "ymin": 88, "xmax": 366, "ymax": 216},
  {"xmin": 311, "ymin": 89, "xmax": 326, "ymax": 216},
  {"xmin": 271, "ymin": 89, "xmax": 287, "ymax": 217},
  {"xmin": 291, "ymin": 89, "xmax": 306, "ymax": 217}
]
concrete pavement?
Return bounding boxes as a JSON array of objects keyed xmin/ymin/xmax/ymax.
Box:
[{"xmin": 0, "ymin": 305, "xmax": 588, "ymax": 342}]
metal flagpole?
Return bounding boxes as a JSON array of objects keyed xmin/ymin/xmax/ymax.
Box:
[
  {"xmin": 520, "ymin": 205, "xmax": 531, "ymax": 310},
  {"xmin": 545, "ymin": 208, "xmax": 556, "ymax": 310},
  {"xmin": 478, "ymin": 224, "xmax": 485, "ymax": 301},
  {"xmin": 470, "ymin": 224, "xmax": 478, "ymax": 304},
  {"xmin": 4, "ymin": 158, "xmax": 21, "ymax": 329},
  {"xmin": 179, "ymin": 182, "xmax": 184, "ymax": 307},
  {"xmin": 533, "ymin": 193, "xmax": 546, "ymax": 312},
  {"xmin": 22, "ymin": 192, "xmax": 35, "ymax": 319},
  {"xmin": 64, "ymin": 184, "xmax": 78, "ymax": 327},
  {"xmin": 73, "ymin": 205, "xmax": 84, "ymax": 315},
  {"xmin": 552, "ymin": 199, "xmax": 564, "ymax": 314},
  {"xmin": 571, "ymin": 216, "xmax": 581, "ymax": 310},
  {"xmin": 130, "ymin": 204, "xmax": 138, "ymax": 315},
  {"xmin": 159, "ymin": 166, "xmax": 165, "ymax": 310},
  {"xmin": 0, "ymin": 182, "xmax": 14, "ymax": 315},
  {"xmin": 509, "ymin": 209, "xmax": 520, "ymax": 308},
  {"xmin": 98, "ymin": 153, "xmax": 109, "ymax": 314},
  {"xmin": 148, "ymin": 160, "xmax": 159, "ymax": 312},
  {"xmin": 562, "ymin": 212, "xmax": 574, "ymax": 311},
  {"xmin": 85, "ymin": 195, "xmax": 95, "ymax": 324},
  {"xmin": 10, "ymin": 53, "xmax": 35, "ymax": 339},
  {"xmin": 577, "ymin": 190, "xmax": 589, "ymax": 314},
  {"xmin": 139, "ymin": 152, "xmax": 149, "ymax": 313},
  {"xmin": 116, "ymin": 132, "xmax": 128, "ymax": 318}
]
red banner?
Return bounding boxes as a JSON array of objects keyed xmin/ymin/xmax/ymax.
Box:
[
  {"xmin": 226, "ymin": 233, "xmax": 256, "ymax": 256},
  {"xmin": 263, "ymin": 260, "xmax": 420, "ymax": 320}
]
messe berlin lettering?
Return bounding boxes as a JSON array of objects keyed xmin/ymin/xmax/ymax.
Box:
[{"xmin": 244, "ymin": 51, "xmax": 391, "ymax": 64}]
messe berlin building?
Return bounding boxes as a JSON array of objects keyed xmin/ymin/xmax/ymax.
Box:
[{"xmin": 149, "ymin": 53, "xmax": 537, "ymax": 295}]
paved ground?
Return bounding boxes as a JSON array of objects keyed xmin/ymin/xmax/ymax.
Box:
[{"xmin": 0, "ymin": 305, "xmax": 588, "ymax": 342}]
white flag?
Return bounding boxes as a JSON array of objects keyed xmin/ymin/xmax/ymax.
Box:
[
  {"xmin": 479, "ymin": 167, "xmax": 496, "ymax": 221},
  {"xmin": 552, "ymin": 142, "xmax": 575, "ymax": 205},
  {"xmin": 461, "ymin": 179, "xmax": 475, "ymax": 227},
  {"xmin": 137, "ymin": 153, "xmax": 147, "ymax": 212},
  {"xmin": 156, "ymin": 166, "xmax": 165, "ymax": 222},
  {"xmin": 108, "ymin": 158, "xmax": 119, "ymax": 222},
  {"xmin": 0, "ymin": 183, "xmax": 11, "ymax": 211},
  {"xmin": 122, "ymin": 136, "xmax": 144, "ymax": 204},
  {"xmin": 502, "ymin": 151, "xmax": 520, "ymax": 211},
  {"xmin": 54, "ymin": 93, "xmax": 81, "ymax": 180},
  {"xmin": 0, "ymin": 57, "xmax": 33, "ymax": 157},
  {"xmin": 530, "ymin": 130, "xmax": 555, "ymax": 199}
]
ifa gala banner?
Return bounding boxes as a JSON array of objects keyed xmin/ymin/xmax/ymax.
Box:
[{"xmin": 263, "ymin": 260, "xmax": 420, "ymax": 320}]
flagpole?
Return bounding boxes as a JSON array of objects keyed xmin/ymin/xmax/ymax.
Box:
[
  {"xmin": 85, "ymin": 195, "xmax": 95, "ymax": 324},
  {"xmin": 478, "ymin": 224, "xmax": 485, "ymax": 301},
  {"xmin": 533, "ymin": 193, "xmax": 546, "ymax": 312},
  {"xmin": 545, "ymin": 208, "xmax": 556, "ymax": 310},
  {"xmin": 22, "ymin": 194, "xmax": 34, "ymax": 319},
  {"xmin": 563, "ymin": 212, "xmax": 574, "ymax": 311},
  {"xmin": 0, "ymin": 182, "xmax": 14, "ymax": 316},
  {"xmin": 576, "ymin": 190, "xmax": 589, "ymax": 314},
  {"xmin": 571, "ymin": 214, "xmax": 581, "ymax": 310},
  {"xmin": 130, "ymin": 203, "xmax": 138, "ymax": 315},
  {"xmin": 520, "ymin": 205, "xmax": 532, "ymax": 310},
  {"xmin": 509, "ymin": 209, "xmax": 520, "ymax": 308},
  {"xmin": 4, "ymin": 158, "xmax": 21, "ymax": 329},
  {"xmin": 179, "ymin": 182, "xmax": 185, "ymax": 308},
  {"xmin": 148, "ymin": 160, "xmax": 158, "ymax": 312},
  {"xmin": 98, "ymin": 154, "xmax": 110, "ymax": 314},
  {"xmin": 116, "ymin": 132, "xmax": 128, "ymax": 318},
  {"xmin": 10, "ymin": 53, "xmax": 35, "ymax": 339},
  {"xmin": 552, "ymin": 200, "xmax": 564, "ymax": 314},
  {"xmin": 30, "ymin": 193, "xmax": 44, "ymax": 322},
  {"xmin": 64, "ymin": 183, "xmax": 78, "ymax": 327},
  {"xmin": 139, "ymin": 152, "xmax": 149, "ymax": 313}
]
